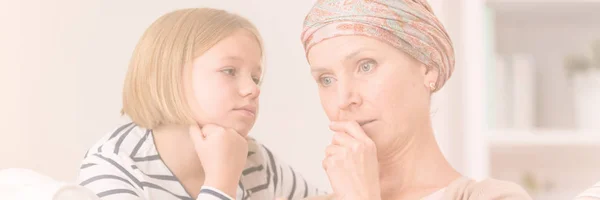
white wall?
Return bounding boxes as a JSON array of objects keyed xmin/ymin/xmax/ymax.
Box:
[
  {"xmin": 0, "ymin": 0, "xmax": 459, "ymax": 191},
  {"xmin": 0, "ymin": 0, "xmax": 25, "ymax": 172},
  {"xmin": 0, "ymin": 0, "xmax": 334, "ymax": 189}
]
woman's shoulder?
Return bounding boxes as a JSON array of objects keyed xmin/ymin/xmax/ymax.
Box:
[{"xmin": 445, "ymin": 177, "xmax": 532, "ymax": 200}]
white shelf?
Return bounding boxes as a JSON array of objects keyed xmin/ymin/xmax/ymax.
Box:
[
  {"xmin": 488, "ymin": 0, "xmax": 600, "ymax": 2},
  {"xmin": 488, "ymin": 130, "xmax": 600, "ymax": 147},
  {"xmin": 486, "ymin": 0, "xmax": 600, "ymax": 14}
]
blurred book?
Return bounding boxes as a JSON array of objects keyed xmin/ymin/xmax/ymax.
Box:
[
  {"xmin": 490, "ymin": 54, "xmax": 536, "ymax": 131},
  {"xmin": 572, "ymin": 69, "xmax": 600, "ymax": 130},
  {"xmin": 493, "ymin": 56, "xmax": 511, "ymax": 129},
  {"xmin": 511, "ymin": 54, "xmax": 536, "ymax": 130}
]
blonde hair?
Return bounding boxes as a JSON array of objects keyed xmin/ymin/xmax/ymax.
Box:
[{"xmin": 121, "ymin": 8, "xmax": 264, "ymax": 129}]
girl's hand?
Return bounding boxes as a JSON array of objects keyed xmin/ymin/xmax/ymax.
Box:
[{"xmin": 189, "ymin": 123, "xmax": 248, "ymax": 198}]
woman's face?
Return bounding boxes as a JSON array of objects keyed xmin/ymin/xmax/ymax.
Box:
[
  {"xmin": 185, "ymin": 29, "xmax": 262, "ymax": 136},
  {"xmin": 307, "ymin": 35, "xmax": 437, "ymax": 149}
]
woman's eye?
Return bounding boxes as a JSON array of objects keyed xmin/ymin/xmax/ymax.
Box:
[
  {"xmin": 359, "ymin": 60, "xmax": 376, "ymax": 73},
  {"xmin": 319, "ymin": 76, "xmax": 336, "ymax": 87},
  {"xmin": 221, "ymin": 68, "xmax": 236, "ymax": 75}
]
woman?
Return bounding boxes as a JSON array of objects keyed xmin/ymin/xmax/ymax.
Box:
[
  {"xmin": 300, "ymin": 0, "xmax": 532, "ymax": 199},
  {"xmin": 78, "ymin": 8, "xmax": 323, "ymax": 200}
]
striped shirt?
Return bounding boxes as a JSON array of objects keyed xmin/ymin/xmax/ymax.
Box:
[{"xmin": 77, "ymin": 122, "xmax": 325, "ymax": 200}]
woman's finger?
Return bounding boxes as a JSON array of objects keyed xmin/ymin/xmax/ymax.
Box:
[
  {"xmin": 331, "ymin": 131, "xmax": 355, "ymax": 146},
  {"xmin": 329, "ymin": 121, "xmax": 370, "ymax": 142},
  {"xmin": 325, "ymin": 144, "xmax": 345, "ymax": 157},
  {"xmin": 322, "ymin": 155, "xmax": 337, "ymax": 171}
]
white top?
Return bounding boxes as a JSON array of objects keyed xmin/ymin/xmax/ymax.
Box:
[
  {"xmin": 422, "ymin": 187, "xmax": 446, "ymax": 200},
  {"xmin": 77, "ymin": 122, "xmax": 325, "ymax": 200}
]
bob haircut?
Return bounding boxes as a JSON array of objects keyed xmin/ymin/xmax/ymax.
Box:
[{"xmin": 121, "ymin": 8, "xmax": 264, "ymax": 129}]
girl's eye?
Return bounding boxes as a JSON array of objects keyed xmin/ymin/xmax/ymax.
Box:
[
  {"xmin": 252, "ymin": 76, "xmax": 260, "ymax": 84},
  {"xmin": 221, "ymin": 68, "xmax": 236, "ymax": 75}
]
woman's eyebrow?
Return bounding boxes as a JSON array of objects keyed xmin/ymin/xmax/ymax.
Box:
[
  {"xmin": 344, "ymin": 47, "xmax": 374, "ymax": 61},
  {"xmin": 310, "ymin": 66, "xmax": 329, "ymax": 74}
]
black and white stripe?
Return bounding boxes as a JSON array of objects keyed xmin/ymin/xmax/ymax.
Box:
[{"xmin": 78, "ymin": 122, "xmax": 327, "ymax": 200}]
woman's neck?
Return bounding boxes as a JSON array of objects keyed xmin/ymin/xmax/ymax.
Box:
[
  {"xmin": 152, "ymin": 124, "xmax": 205, "ymax": 197},
  {"xmin": 377, "ymin": 125, "xmax": 461, "ymax": 200}
]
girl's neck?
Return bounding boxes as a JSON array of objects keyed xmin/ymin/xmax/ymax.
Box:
[{"xmin": 152, "ymin": 124, "xmax": 205, "ymax": 198}]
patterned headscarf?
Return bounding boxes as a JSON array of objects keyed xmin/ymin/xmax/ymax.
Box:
[{"xmin": 301, "ymin": 0, "xmax": 455, "ymax": 91}]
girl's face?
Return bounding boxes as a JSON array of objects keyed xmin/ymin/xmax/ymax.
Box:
[{"xmin": 185, "ymin": 29, "xmax": 262, "ymax": 136}]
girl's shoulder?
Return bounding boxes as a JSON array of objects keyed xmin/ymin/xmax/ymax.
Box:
[
  {"xmin": 84, "ymin": 122, "xmax": 152, "ymax": 159},
  {"xmin": 244, "ymin": 137, "xmax": 284, "ymax": 169}
]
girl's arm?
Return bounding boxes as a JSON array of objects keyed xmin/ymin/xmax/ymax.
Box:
[{"xmin": 258, "ymin": 145, "xmax": 328, "ymax": 200}]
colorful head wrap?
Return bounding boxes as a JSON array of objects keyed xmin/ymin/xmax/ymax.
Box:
[{"xmin": 301, "ymin": 0, "xmax": 455, "ymax": 91}]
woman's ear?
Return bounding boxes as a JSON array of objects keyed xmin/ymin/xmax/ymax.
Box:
[{"xmin": 422, "ymin": 64, "xmax": 439, "ymax": 91}]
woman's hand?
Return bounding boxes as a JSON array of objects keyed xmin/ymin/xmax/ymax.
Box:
[
  {"xmin": 189, "ymin": 123, "xmax": 248, "ymax": 198},
  {"xmin": 323, "ymin": 121, "xmax": 381, "ymax": 200}
]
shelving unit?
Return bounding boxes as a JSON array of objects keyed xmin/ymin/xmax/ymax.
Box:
[
  {"xmin": 488, "ymin": 130, "xmax": 600, "ymax": 148},
  {"xmin": 474, "ymin": 0, "xmax": 600, "ymax": 199},
  {"xmin": 430, "ymin": 0, "xmax": 599, "ymax": 198},
  {"xmin": 487, "ymin": 0, "xmax": 600, "ymax": 5}
]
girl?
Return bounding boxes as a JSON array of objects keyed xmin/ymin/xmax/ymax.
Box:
[{"xmin": 78, "ymin": 8, "xmax": 323, "ymax": 200}]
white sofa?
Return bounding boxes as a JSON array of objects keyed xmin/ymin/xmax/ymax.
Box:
[
  {"xmin": 575, "ymin": 181, "xmax": 600, "ymax": 200},
  {"xmin": 0, "ymin": 168, "xmax": 99, "ymax": 200}
]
